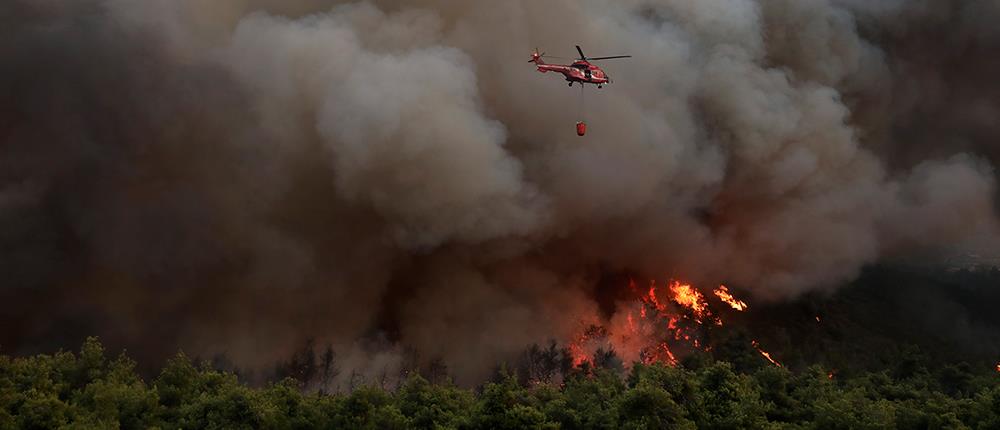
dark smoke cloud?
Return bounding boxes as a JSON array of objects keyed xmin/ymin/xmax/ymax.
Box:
[{"xmin": 1, "ymin": 0, "xmax": 997, "ymax": 383}]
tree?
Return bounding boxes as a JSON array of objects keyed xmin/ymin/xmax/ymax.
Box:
[
  {"xmin": 318, "ymin": 345, "xmax": 339, "ymax": 395},
  {"xmin": 617, "ymin": 384, "xmax": 694, "ymax": 429},
  {"xmin": 2, "ymin": 338, "xmax": 1000, "ymax": 429},
  {"xmin": 695, "ymin": 362, "xmax": 768, "ymax": 429},
  {"xmin": 396, "ymin": 374, "xmax": 473, "ymax": 429},
  {"xmin": 331, "ymin": 385, "xmax": 408, "ymax": 429},
  {"xmin": 471, "ymin": 373, "xmax": 557, "ymax": 430},
  {"xmin": 547, "ymin": 369, "xmax": 624, "ymax": 429}
]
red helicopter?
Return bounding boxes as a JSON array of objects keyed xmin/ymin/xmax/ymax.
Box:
[{"xmin": 529, "ymin": 45, "xmax": 631, "ymax": 89}]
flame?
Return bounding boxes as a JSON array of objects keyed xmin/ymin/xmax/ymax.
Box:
[
  {"xmin": 752, "ymin": 340, "xmax": 782, "ymax": 367},
  {"xmin": 815, "ymin": 316, "xmax": 821, "ymax": 322},
  {"xmin": 566, "ymin": 278, "xmax": 763, "ymax": 370},
  {"xmin": 713, "ymin": 285, "xmax": 748, "ymax": 311},
  {"xmin": 652, "ymin": 343, "xmax": 678, "ymax": 365},
  {"xmin": 647, "ymin": 282, "xmax": 664, "ymax": 311},
  {"xmin": 669, "ymin": 281, "xmax": 708, "ymax": 319},
  {"xmin": 568, "ymin": 333, "xmax": 590, "ymax": 367},
  {"xmin": 568, "ymin": 325, "xmax": 611, "ymax": 367}
]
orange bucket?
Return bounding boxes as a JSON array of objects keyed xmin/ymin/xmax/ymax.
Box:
[{"xmin": 576, "ymin": 121, "xmax": 587, "ymax": 136}]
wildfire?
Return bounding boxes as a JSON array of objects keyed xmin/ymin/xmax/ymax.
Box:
[
  {"xmin": 752, "ymin": 340, "xmax": 782, "ymax": 367},
  {"xmin": 567, "ymin": 325, "xmax": 609, "ymax": 367},
  {"xmin": 669, "ymin": 281, "xmax": 708, "ymax": 319},
  {"xmin": 568, "ymin": 334, "xmax": 589, "ymax": 367},
  {"xmin": 995, "ymin": 362, "xmax": 1000, "ymax": 373},
  {"xmin": 566, "ymin": 278, "xmax": 759, "ymax": 370},
  {"xmin": 647, "ymin": 284, "xmax": 664, "ymax": 310},
  {"xmin": 713, "ymin": 285, "xmax": 747, "ymax": 311},
  {"xmin": 652, "ymin": 343, "xmax": 678, "ymax": 365}
]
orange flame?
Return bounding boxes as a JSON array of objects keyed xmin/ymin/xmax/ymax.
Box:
[
  {"xmin": 566, "ymin": 278, "xmax": 761, "ymax": 370},
  {"xmin": 658, "ymin": 343, "xmax": 678, "ymax": 365},
  {"xmin": 669, "ymin": 281, "xmax": 708, "ymax": 319},
  {"xmin": 568, "ymin": 334, "xmax": 590, "ymax": 367},
  {"xmin": 647, "ymin": 282, "xmax": 665, "ymax": 311},
  {"xmin": 752, "ymin": 340, "xmax": 782, "ymax": 367},
  {"xmin": 713, "ymin": 285, "xmax": 747, "ymax": 311}
]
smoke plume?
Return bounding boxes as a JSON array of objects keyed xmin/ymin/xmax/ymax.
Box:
[{"xmin": 1, "ymin": 0, "xmax": 998, "ymax": 383}]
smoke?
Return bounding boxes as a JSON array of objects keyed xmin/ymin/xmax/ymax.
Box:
[{"xmin": 1, "ymin": 0, "xmax": 998, "ymax": 383}]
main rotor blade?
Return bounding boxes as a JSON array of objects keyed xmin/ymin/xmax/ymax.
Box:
[
  {"xmin": 576, "ymin": 45, "xmax": 586, "ymax": 60},
  {"xmin": 588, "ymin": 55, "xmax": 632, "ymax": 60}
]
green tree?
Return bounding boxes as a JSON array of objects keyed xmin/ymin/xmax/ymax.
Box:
[
  {"xmin": 396, "ymin": 374, "xmax": 473, "ymax": 429},
  {"xmin": 695, "ymin": 362, "xmax": 768, "ymax": 429},
  {"xmin": 616, "ymin": 384, "xmax": 694, "ymax": 429},
  {"xmin": 545, "ymin": 370, "xmax": 624, "ymax": 429},
  {"xmin": 471, "ymin": 373, "xmax": 557, "ymax": 430},
  {"xmin": 331, "ymin": 386, "xmax": 408, "ymax": 429}
]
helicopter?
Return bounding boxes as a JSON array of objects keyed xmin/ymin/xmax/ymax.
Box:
[{"xmin": 529, "ymin": 45, "xmax": 631, "ymax": 89}]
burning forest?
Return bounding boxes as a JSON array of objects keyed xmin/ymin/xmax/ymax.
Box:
[
  {"xmin": 568, "ymin": 280, "xmax": 761, "ymax": 369},
  {"xmin": 3, "ymin": 0, "xmax": 1000, "ymax": 426}
]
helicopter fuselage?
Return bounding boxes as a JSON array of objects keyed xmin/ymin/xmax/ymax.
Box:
[
  {"xmin": 536, "ymin": 61, "xmax": 609, "ymax": 85},
  {"xmin": 530, "ymin": 53, "xmax": 610, "ymax": 86},
  {"xmin": 535, "ymin": 60, "xmax": 610, "ymax": 86}
]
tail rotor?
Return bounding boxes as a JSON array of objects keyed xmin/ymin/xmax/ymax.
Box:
[
  {"xmin": 529, "ymin": 47, "xmax": 543, "ymax": 63},
  {"xmin": 529, "ymin": 47, "xmax": 566, "ymax": 64}
]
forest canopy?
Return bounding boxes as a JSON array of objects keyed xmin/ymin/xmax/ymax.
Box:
[{"xmin": 3, "ymin": 335, "xmax": 1000, "ymax": 429}]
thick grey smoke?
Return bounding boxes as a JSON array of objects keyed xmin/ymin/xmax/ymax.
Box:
[{"xmin": 2, "ymin": 0, "xmax": 998, "ymax": 383}]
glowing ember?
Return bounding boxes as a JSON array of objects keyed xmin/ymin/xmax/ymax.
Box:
[
  {"xmin": 752, "ymin": 340, "xmax": 782, "ymax": 367},
  {"xmin": 713, "ymin": 285, "xmax": 747, "ymax": 311}
]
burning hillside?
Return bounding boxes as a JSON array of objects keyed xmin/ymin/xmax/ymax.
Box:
[{"xmin": 567, "ymin": 279, "xmax": 781, "ymax": 370}]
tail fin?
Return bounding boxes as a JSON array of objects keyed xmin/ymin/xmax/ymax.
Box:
[{"xmin": 529, "ymin": 49, "xmax": 545, "ymax": 65}]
